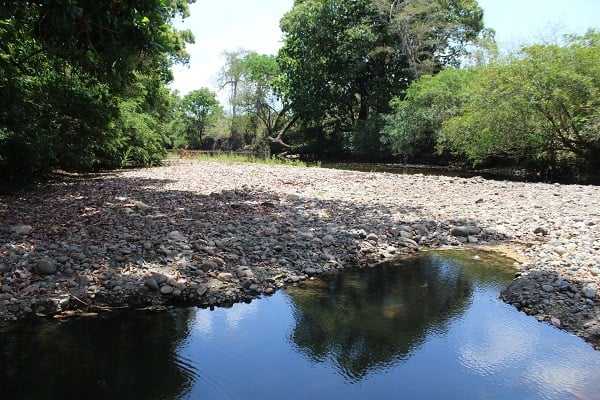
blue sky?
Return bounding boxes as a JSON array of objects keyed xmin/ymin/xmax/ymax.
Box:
[{"xmin": 170, "ymin": 0, "xmax": 600, "ymax": 96}]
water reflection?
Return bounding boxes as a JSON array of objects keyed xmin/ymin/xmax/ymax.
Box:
[
  {"xmin": 0, "ymin": 309, "xmax": 198, "ymax": 400},
  {"xmin": 286, "ymin": 251, "xmax": 512, "ymax": 382},
  {"xmin": 2, "ymin": 251, "xmax": 600, "ymax": 399}
]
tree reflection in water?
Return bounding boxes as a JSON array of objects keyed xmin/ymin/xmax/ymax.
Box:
[
  {"xmin": 0, "ymin": 308, "xmax": 197, "ymax": 400},
  {"xmin": 286, "ymin": 251, "xmax": 514, "ymax": 382}
]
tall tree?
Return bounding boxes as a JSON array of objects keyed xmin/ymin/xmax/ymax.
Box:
[
  {"xmin": 217, "ymin": 49, "xmax": 249, "ymax": 148},
  {"xmin": 277, "ymin": 0, "xmax": 484, "ymax": 158},
  {"xmin": 0, "ymin": 0, "xmax": 195, "ymax": 183},
  {"xmin": 179, "ymin": 88, "xmax": 222, "ymax": 149},
  {"xmin": 373, "ymin": 0, "xmax": 484, "ymax": 78}
]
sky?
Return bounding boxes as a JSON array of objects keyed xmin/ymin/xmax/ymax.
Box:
[{"xmin": 169, "ymin": 0, "xmax": 600, "ymax": 97}]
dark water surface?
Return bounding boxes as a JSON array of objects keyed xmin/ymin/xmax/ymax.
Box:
[{"xmin": 2, "ymin": 250, "xmax": 600, "ymax": 400}]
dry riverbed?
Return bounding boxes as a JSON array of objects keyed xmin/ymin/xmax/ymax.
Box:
[{"xmin": 1, "ymin": 160, "xmax": 599, "ymax": 348}]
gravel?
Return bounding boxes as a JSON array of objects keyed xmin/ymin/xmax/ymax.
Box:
[{"xmin": 1, "ymin": 160, "xmax": 599, "ymax": 347}]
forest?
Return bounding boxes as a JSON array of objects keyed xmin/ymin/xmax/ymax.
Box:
[{"xmin": 1, "ymin": 0, "xmax": 599, "ymax": 186}]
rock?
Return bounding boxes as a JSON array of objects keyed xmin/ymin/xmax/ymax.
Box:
[
  {"xmin": 160, "ymin": 285, "xmax": 174, "ymax": 294},
  {"xmin": 236, "ymin": 266, "xmax": 254, "ymax": 279},
  {"xmin": 304, "ymin": 268, "xmax": 317, "ymax": 275},
  {"xmin": 533, "ymin": 227, "xmax": 549, "ymax": 236},
  {"xmin": 322, "ymin": 235, "xmax": 335, "ymax": 246},
  {"xmin": 583, "ymin": 283, "xmax": 597, "ymax": 299},
  {"xmin": 11, "ymin": 224, "xmax": 33, "ymax": 235},
  {"xmin": 450, "ymin": 226, "xmax": 470, "ymax": 237},
  {"xmin": 217, "ymin": 272, "xmax": 235, "ymax": 282},
  {"xmin": 551, "ymin": 317, "xmax": 561, "ymax": 328},
  {"xmin": 286, "ymin": 194, "xmax": 300, "ymax": 202},
  {"xmin": 196, "ymin": 285, "xmax": 208, "ymax": 296},
  {"xmin": 36, "ymin": 259, "xmax": 57, "ymax": 275},
  {"xmin": 200, "ymin": 261, "xmax": 218, "ymax": 272},
  {"xmin": 166, "ymin": 231, "xmax": 187, "ymax": 242},
  {"xmin": 366, "ymin": 233, "xmax": 379, "ymax": 242},
  {"xmin": 134, "ymin": 201, "xmax": 151, "ymax": 211},
  {"xmin": 554, "ymin": 246, "xmax": 567, "ymax": 256},
  {"xmin": 144, "ymin": 278, "xmax": 159, "ymax": 291},
  {"xmin": 264, "ymin": 287, "xmax": 275, "ymax": 295},
  {"xmin": 542, "ymin": 285, "xmax": 554, "ymax": 293}
]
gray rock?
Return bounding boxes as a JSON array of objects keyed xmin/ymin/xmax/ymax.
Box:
[
  {"xmin": 36, "ymin": 259, "xmax": 57, "ymax": 275},
  {"xmin": 11, "ymin": 224, "xmax": 33, "ymax": 235},
  {"xmin": 399, "ymin": 230, "xmax": 413, "ymax": 239},
  {"xmin": 264, "ymin": 287, "xmax": 275, "ymax": 295},
  {"xmin": 450, "ymin": 226, "xmax": 470, "ymax": 237},
  {"xmin": 200, "ymin": 261, "xmax": 218, "ymax": 272},
  {"xmin": 160, "ymin": 285, "xmax": 174, "ymax": 294},
  {"xmin": 144, "ymin": 278, "xmax": 159, "ymax": 291},
  {"xmin": 196, "ymin": 285, "xmax": 208, "ymax": 296},
  {"xmin": 542, "ymin": 285, "xmax": 554, "ymax": 293},
  {"xmin": 322, "ymin": 235, "xmax": 335, "ymax": 245},
  {"xmin": 134, "ymin": 201, "xmax": 151, "ymax": 211},
  {"xmin": 166, "ymin": 231, "xmax": 187, "ymax": 242},
  {"xmin": 533, "ymin": 227, "xmax": 549, "ymax": 236},
  {"xmin": 236, "ymin": 266, "xmax": 254, "ymax": 279},
  {"xmin": 366, "ymin": 233, "xmax": 379, "ymax": 242},
  {"xmin": 583, "ymin": 283, "xmax": 597, "ymax": 299}
]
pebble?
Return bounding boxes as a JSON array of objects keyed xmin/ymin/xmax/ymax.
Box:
[
  {"xmin": 160, "ymin": 285, "xmax": 174, "ymax": 295},
  {"xmin": 36, "ymin": 259, "xmax": 57, "ymax": 275},
  {"xmin": 0, "ymin": 160, "xmax": 598, "ymax": 348}
]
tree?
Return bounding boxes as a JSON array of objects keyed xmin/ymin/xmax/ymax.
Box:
[
  {"xmin": 0, "ymin": 0, "xmax": 194, "ymax": 183},
  {"xmin": 440, "ymin": 30, "xmax": 600, "ymax": 173},
  {"xmin": 373, "ymin": 0, "xmax": 484, "ymax": 78},
  {"xmin": 0, "ymin": 0, "xmax": 194, "ymax": 88},
  {"xmin": 276, "ymin": 0, "xmax": 485, "ymax": 159},
  {"xmin": 179, "ymin": 88, "xmax": 222, "ymax": 149},
  {"xmin": 217, "ymin": 49, "xmax": 249, "ymax": 148},
  {"xmin": 382, "ymin": 67, "xmax": 474, "ymax": 161}
]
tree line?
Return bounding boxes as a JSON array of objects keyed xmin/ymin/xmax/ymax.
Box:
[{"xmin": 2, "ymin": 0, "xmax": 598, "ymax": 186}]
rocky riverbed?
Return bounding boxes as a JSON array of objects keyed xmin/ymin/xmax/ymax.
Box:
[{"xmin": 1, "ymin": 160, "xmax": 599, "ymax": 348}]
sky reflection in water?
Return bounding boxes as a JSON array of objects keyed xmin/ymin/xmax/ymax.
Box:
[{"xmin": 1, "ymin": 250, "xmax": 599, "ymax": 399}]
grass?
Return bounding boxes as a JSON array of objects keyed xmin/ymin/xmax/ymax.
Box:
[{"xmin": 166, "ymin": 150, "xmax": 313, "ymax": 168}]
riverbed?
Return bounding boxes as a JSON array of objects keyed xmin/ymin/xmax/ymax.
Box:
[{"xmin": 1, "ymin": 160, "xmax": 599, "ymax": 346}]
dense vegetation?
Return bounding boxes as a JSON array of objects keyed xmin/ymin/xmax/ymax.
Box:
[
  {"xmin": 1, "ymin": 0, "xmax": 598, "ymax": 185},
  {"xmin": 384, "ymin": 30, "xmax": 600, "ymax": 179},
  {"xmin": 0, "ymin": 0, "xmax": 194, "ymax": 185}
]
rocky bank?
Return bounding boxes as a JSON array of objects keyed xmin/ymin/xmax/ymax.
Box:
[{"xmin": 1, "ymin": 160, "xmax": 599, "ymax": 348}]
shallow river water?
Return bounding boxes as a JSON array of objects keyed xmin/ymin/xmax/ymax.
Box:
[{"xmin": 2, "ymin": 250, "xmax": 600, "ymax": 399}]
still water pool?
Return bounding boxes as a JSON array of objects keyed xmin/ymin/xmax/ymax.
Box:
[{"xmin": 2, "ymin": 250, "xmax": 600, "ymax": 399}]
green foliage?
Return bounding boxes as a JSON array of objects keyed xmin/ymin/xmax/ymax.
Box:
[
  {"xmin": 373, "ymin": 0, "xmax": 484, "ymax": 78},
  {"xmin": 440, "ymin": 30, "xmax": 600, "ymax": 170},
  {"xmin": 382, "ymin": 68, "xmax": 474, "ymax": 160},
  {"xmin": 279, "ymin": 0, "xmax": 405, "ymax": 125},
  {"xmin": 343, "ymin": 116, "xmax": 391, "ymax": 160},
  {"xmin": 277, "ymin": 0, "xmax": 485, "ymax": 159},
  {"xmin": 1, "ymin": 0, "xmax": 194, "ymax": 88},
  {"xmin": 178, "ymin": 88, "xmax": 222, "ymax": 149},
  {"xmin": 0, "ymin": 0, "xmax": 194, "ymax": 184}
]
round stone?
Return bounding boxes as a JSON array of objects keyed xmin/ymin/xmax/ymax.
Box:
[{"xmin": 160, "ymin": 285, "xmax": 174, "ymax": 294}]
